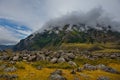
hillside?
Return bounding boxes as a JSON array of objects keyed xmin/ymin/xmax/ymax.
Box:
[{"xmin": 14, "ymin": 23, "xmax": 120, "ymax": 51}]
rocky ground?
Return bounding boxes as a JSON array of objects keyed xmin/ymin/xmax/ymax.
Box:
[{"xmin": 0, "ymin": 50, "xmax": 120, "ymax": 80}]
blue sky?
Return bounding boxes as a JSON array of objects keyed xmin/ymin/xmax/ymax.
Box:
[{"xmin": 0, "ymin": 0, "xmax": 120, "ymax": 45}]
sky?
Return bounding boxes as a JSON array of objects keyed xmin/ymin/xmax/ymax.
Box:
[{"xmin": 0, "ymin": 0, "xmax": 120, "ymax": 45}]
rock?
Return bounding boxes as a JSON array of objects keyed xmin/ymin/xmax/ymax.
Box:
[
  {"xmin": 76, "ymin": 67, "xmax": 83, "ymax": 72},
  {"xmin": 51, "ymin": 70, "xmax": 62, "ymax": 75},
  {"xmin": 67, "ymin": 53, "xmax": 75, "ymax": 59},
  {"xmin": 96, "ymin": 64, "xmax": 106, "ymax": 70},
  {"xmin": 110, "ymin": 54, "xmax": 116, "ymax": 59},
  {"xmin": 102, "ymin": 66, "xmax": 119, "ymax": 74},
  {"xmin": 70, "ymin": 69, "xmax": 76, "ymax": 74},
  {"xmin": 46, "ymin": 56, "xmax": 51, "ymax": 61},
  {"xmin": 63, "ymin": 55, "xmax": 71, "ymax": 62},
  {"xmin": 36, "ymin": 66, "xmax": 42, "ymax": 70},
  {"xmin": 49, "ymin": 74, "xmax": 66, "ymax": 80},
  {"xmin": 0, "ymin": 74, "xmax": 18, "ymax": 79},
  {"xmin": 57, "ymin": 57, "xmax": 66, "ymax": 63},
  {"xmin": 74, "ymin": 77, "xmax": 80, "ymax": 80},
  {"xmin": 36, "ymin": 54, "xmax": 45, "ymax": 61},
  {"xmin": 23, "ymin": 57, "xmax": 28, "ymax": 60},
  {"xmin": 68, "ymin": 61, "xmax": 77, "ymax": 67},
  {"xmin": 28, "ymin": 55, "xmax": 36, "ymax": 61},
  {"xmin": 49, "ymin": 70, "xmax": 66, "ymax": 80},
  {"xmin": 9, "ymin": 61, "xmax": 16, "ymax": 65},
  {"xmin": 97, "ymin": 64, "xmax": 119, "ymax": 74},
  {"xmin": 83, "ymin": 64, "xmax": 97, "ymax": 70},
  {"xmin": 13, "ymin": 56, "xmax": 19, "ymax": 61},
  {"xmin": 79, "ymin": 73, "xmax": 90, "ymax": 79},
  {"xmin": 50, "ymin": 58, "xmax": 58, "ymax": 63},
  {"xmin": 4, "ymin": 66, "xmax": 17, "ymax": 72},
  {"xmin": 97, "ymin": 76, "xmax": 110, "ymax": 80}
]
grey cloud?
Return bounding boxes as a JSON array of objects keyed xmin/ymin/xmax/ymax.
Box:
[{"xmin": 39, "ymin": 7, "xmax": 120, "ymax": 32}]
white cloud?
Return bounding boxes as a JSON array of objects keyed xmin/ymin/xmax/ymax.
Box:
[{"xmin": 0, "ymin": 25, "xmax": 20, "ymax": 45}]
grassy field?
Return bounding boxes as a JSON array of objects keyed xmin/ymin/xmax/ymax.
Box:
[{"xmin": 0, "ymin": 59, "xmax": 120, "ymax": 80}]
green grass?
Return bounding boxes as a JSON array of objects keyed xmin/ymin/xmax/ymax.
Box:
[
  {"xmin": 31, "ymin": 61, "xmax": 73, "ymax": 69},
  {"xmin": 74, "ymin": 56, "xmax": 120, "ymax": 66}
]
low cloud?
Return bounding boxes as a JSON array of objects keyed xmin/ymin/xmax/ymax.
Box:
[{"xmin": 40, "ymin": 7, "xmax": 120, "ymax": 32}]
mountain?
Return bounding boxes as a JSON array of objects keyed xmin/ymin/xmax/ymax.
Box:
[
  {"xmin": 14, "ymin": 23, "xmax": 120, "ymax": 51},
  {"xmin": 0, "ymin": 45, "xmax": 14, "ymax": 51}
]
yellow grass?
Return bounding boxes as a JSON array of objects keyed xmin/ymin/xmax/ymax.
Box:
[
  {"xmin": 2, "ymin": 62, "xmax": 119, "ymax": 80},
  {"xmin": 94, "ymin": 49, "xmax": 120, "ymax": 53}
]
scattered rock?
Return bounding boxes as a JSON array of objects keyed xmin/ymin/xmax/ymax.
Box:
[
  {"xmin": 50, "ymin": 58, "xmax": 58, "ymax": 63},
  {"xmin": 4, "ymin": 66, "xmax": 17, "ymax": 72},
  {"xmin": 57, "ymin": 57, "xmax": 66, "ymax": 63},
  {"xmin": 76, "ymin": 67, "xmax": 83, "ymax": 72},
  {"xmin": 70, "ymin": 69, "xmax": 76, "ymax": 74},
  {"xmin": 97, "ymin": 76, "xmax": 110, "ymax": 80},
  {"xmin": 13, "ymin": 56, "xmax": 19, "ymax": 61},
  {"xmin": 68, "ymin": 61, "xmax": 77, "ymax": 67},
  {"xmin": 49, "ymin": 69, "xmax": 66, "ymax": 80},
  {"xmin": 36, "ymin": 66, "xmax": 42, "ymax": 70},
  {"xmin": 83, "ymin": 64, "xmax": 97, "ymax": 70}
]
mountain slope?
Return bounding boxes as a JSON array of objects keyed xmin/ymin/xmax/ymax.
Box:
[{"xmin": 14, "ymin": 23, "xmax": 120, "ymax": 51}]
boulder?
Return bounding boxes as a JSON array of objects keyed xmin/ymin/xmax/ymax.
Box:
[
  {"xmin": 57, "ymin": 57, "xmax": 66, "ymax": 63},
  {"xmin": 83, "ymin": 64, "xmax": 97, "ymax": 70},
  {"xmin": 70, "ymin": 69, "xmax": 76, "ymax": 74},
  {"xmin": 13, "ymin": 56, "xmax": 19, "ymax": 61},
  {"xmin": 67, "ymin": 53, "xmax": 75, "ymax": 59},
  {"xmin": 49, "ymin": 74, "xmax": 66, "ymax": 80},
  {"xmin": 49, "ymin": 69, "xmax": 66, "ymax": 80},
  {"xmin": 28, "ymin": 55, "xmax": 36, "ymax": 61},
  {"xmin": 4, "ymin": 66, "xmax": 17, "ymax": 72},
  {"xmin": 50, "ymin": 58, "xmax": 58, "ymax": 63},
  {"xmin": 76, "ymin": 67, "xmax": 83, "ymax": 72},
  {"xmin": 68, "ymin": 61, "xmax": 77, "ymax": 67},
  {"xmin": 97, "ymin": 76, "xmax": 110, "ymax": 80}
]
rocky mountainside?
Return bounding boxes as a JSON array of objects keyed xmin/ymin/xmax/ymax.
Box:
[{"xmin": 14, "ymin": 23, "xmax": 120, "ymax": 51}]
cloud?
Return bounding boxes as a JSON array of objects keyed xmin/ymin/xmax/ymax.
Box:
[
  {"xmin": 0, "ymin": 26, "xmax": 20, "ymax": 45},
  {"xmin": 40, "ymin": 7, "xmax": 120, "ymax": 32}
]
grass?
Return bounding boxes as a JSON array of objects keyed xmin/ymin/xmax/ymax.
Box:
[
  {"xmin": 31, "ymin": 61, "xmax": 73, "ymax": 69},
  {"xmin": 0, "ymin": 61, "xmax": 120, "ymax": 80},
  {"xmin": 93, "ymin": 49, "xmax": 120, "ymax": 53},
  {"xmin": 74, "ymin": 56, "xmax": 120, "ymax": 66}
]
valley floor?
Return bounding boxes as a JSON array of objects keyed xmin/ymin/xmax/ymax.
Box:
[{"xmin": 0, "ymin": 61, "xmax": 120, "ymax": 80}]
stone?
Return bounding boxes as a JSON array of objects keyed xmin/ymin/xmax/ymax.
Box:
[
  {"xmin": 51, "ymin": 70, "xmax": 62, "ymax": 75},
  {"xmin": 67, "ymin": 53, "xmax": 75, "ymax": 59},
  {"xmin": 49, "ymin": 74, "xmax": 66, "ymax": 80},
  {"xmin": 83, "ymin": 64, "xmax": 97, "ymax": 70},
  {"xmin": 13, "ymin": 56, "xmax": 19, "ymax": 61},
  {"xmin": 57, "ymin": 57, "xmax": 66, "ymax": 63},
  {"xmin": 4, "ymin": 66, "xmax": 17, "ymax": 72},
  {"xmin": 110, "ymin": 54, "xmax": 116, "ymax": 59},
  {"xmin": 76, "ymin": 67, "xmax": 83, "ymax": 72},
  {"xmin": 28, "ymin": 55, "xmax": 36, "ymax": 61},
  {"xmin": 50, "ymin": 58, "xmax": 58, "ymax": 63},
  {"xmin": 49, "ymin": 70, "xmax": 66, "ymax": 80},
  {"xmin": 97, "ymin": 76, "xmax": 110, "ymax": 80},
  {"xmin": 36, "ymin": 66, "xmax": 42, "ymax": 70},
  {"xmin": 68, "ymin": 61, "xmax": 77, "ymax": 67},
  {"xmin": 70, "ymin": 69, "xmax": 76, "ymax": 74}
]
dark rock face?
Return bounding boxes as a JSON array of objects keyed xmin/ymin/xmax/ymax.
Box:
[{"xmin": 49, "ymin": 70, "xmax": 66, "ymax": 80}]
